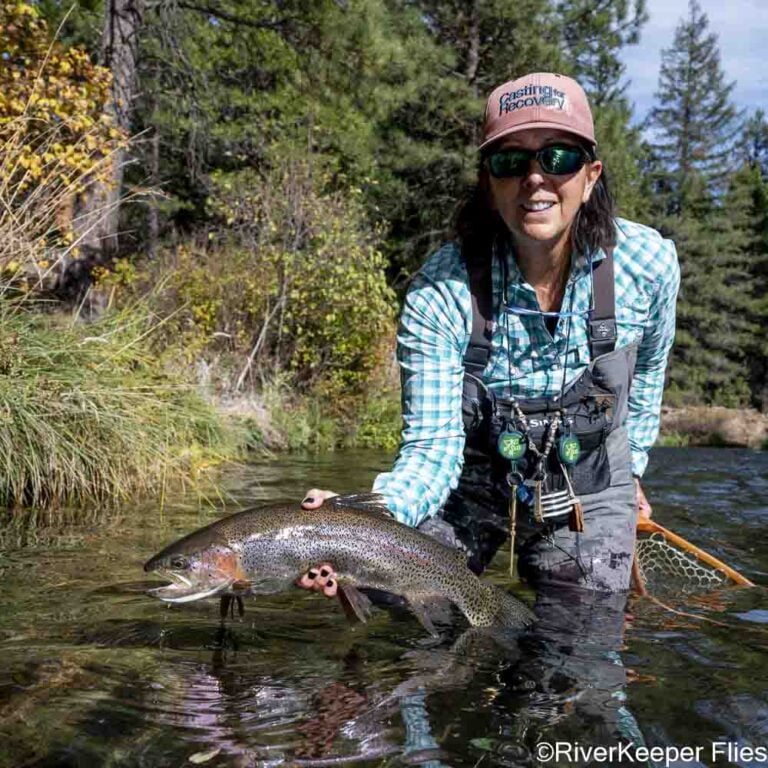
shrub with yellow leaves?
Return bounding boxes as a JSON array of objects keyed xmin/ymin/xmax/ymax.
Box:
[{"xmin": 0, "ymin": 1, "xmax": 125, "ymax": 281}]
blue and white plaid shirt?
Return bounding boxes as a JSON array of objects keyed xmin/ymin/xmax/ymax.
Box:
[{"xmin": 373, "ymin": 217, "xmax": 680, "ymax": 527}]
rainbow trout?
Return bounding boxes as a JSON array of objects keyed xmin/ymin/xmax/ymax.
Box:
[{"xmin": 144, "ymin": 495, "xmax": 534, "ymax": 634}]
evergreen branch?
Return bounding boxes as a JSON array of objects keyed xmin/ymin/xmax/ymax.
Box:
[{"xmin": 175, "ymin": 2, "xmax": 289, "ymax": 31}]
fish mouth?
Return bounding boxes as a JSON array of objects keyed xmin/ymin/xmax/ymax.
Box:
[{"xmin": 147, "ymin": 569, "xmax": 235, "ymax": 604}]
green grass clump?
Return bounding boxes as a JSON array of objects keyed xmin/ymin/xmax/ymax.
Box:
[
  {"xmin": 0, "ymin": 299, "xmax": 236, "ymax": 509},
  {"xmin": 656, "ymin": 431, "xmax": 691, "ymax": 448}
]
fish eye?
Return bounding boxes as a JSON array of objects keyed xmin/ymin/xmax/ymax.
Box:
[{"xmin": 169, "ymin": 555, "xmax": 189, "ymax": 570}]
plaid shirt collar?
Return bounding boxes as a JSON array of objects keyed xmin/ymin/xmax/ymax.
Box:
[{"xmin": 502, "ymin": 243, "xmax": 607, "ymax": 289}]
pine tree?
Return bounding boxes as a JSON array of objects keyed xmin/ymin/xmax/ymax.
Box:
[
  {"xmin": 646, "ymin": 0, "xmax": 741, "ymax": 215},
  {"xmin": 644, "ymin": 0, "xmax": 756, "ymax": 406},
  {"xmin": 727, "ymin": 156, "xmax": 768, "ymax": 410},
  {"xmin": 414, "ymin": 0, "xmax": 562, "ymax": 95},
  {"xmin": 664, "ymin": 175, "xmax": 755, "ymax": 406},
  {"xmin": 556, "ymin": 0, "xmax": 647, "ymax": 107},
  {"xmin": 741, "ymin": 109, "xmax": 768, "ymax": 179}
]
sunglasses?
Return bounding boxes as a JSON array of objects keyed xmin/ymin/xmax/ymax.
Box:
[{"xmin": 486, "ymin": 144, "xmax": 590, "ymax": 178}]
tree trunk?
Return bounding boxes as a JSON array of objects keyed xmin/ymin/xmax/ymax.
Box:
[
  {"xmin": 73, "ymin": 0, "xmax": 145, "ymax": 257},
  {"xmin": 464, "ymin": 0, "xmax": 480, "ymax": 86},
  {"xmin": 148, "ymin": 127, "xmax": 160, "ymax": 259}
]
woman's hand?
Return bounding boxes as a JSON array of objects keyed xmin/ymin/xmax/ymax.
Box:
[
  {"xmin": 635, "ymin": 478, "xmax": 652, "ymax": 521},
  {"xmin": 300, "ymin": 489, "xmax": 338, "ymax": 510},
  {"xmin": 296, "ymin": 563, "xmax": 339, "ymax": 597},
  {"xmin": 298, "ymin": 489, "xmax": 340, "ymax": 598}
]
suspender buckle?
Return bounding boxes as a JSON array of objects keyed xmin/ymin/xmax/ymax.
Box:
[{"xmin": 589, "ymin": 318, "xmax": 617, "ymax": 344}]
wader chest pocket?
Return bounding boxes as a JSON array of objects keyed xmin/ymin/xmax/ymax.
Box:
[
  {"xmin": 554, "ymin": 424, "xmax": 611, "ymax": 496},
  {"xmin": 502, "ymin": 393, "xmax": 614, "ymax": 498},
  {"xmin": 552, "ymin": 393, "xmax": 615, "ymax": 496}
]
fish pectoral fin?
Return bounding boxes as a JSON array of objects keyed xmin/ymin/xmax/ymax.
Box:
[
  {"xmin": 406, "ymin": 596, "xmax": 445, "ymax": 638},
  {"xmin": 338, "ymin": 583, "xmax": 373, "ymax": 624}
]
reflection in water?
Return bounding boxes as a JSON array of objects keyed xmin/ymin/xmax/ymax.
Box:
[
  {"xmin": 491, "ymin": 587, "xmax": 645, "ymax": 766},
  {"xmin": 0, "ymin": 448, "xmax": 765, "ymax": 767},
  {"xmin": 147, "ymin": 588, "xmax": 647, "ymax": 767}
]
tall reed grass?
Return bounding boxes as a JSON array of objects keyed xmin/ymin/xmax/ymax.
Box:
[{"xmin": 0, "ymin": 298, "xmax": 236, "ymax": 509}]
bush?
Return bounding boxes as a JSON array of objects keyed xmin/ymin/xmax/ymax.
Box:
[{"xmin": 126, "ymin": 159, "xmax": 397, "ymax": 401}]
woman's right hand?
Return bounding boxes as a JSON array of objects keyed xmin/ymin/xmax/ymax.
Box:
[
  {"xmin": 298, "ymin": 489, "xmax": 340, "ymax": 597},
  {"xmin": 300, "ymin": 489, "xmax": 338, "ymax": 510}
]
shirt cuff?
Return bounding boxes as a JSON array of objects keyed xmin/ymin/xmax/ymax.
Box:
[{"xmin": 631, "ymin": 449, "xmax": 649, "ymax": 478}]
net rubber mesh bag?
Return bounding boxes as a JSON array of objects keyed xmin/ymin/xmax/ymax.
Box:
[{"xmin": 633, "ymin": 518, "xmax": 754, "ymax": 595}]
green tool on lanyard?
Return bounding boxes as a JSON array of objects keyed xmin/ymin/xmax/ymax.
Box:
[
  {"xmin": 558, "ymin": 433, "xmax": 581, "ymax": 465},
  {"xmin": 497, "ymin": 428, "xmax": 526, "ymax": 461}
]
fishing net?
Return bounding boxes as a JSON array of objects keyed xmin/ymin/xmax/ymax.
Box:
[
  {"xmin": 635, "ymin": 533, "xmax": 728, "ymax": 592},
  {"xmin": 633, "ymin": 520, "xmax": 752, "ymax": 595}
]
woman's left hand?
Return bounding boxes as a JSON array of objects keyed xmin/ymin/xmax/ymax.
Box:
[
  {"xmin": 635, "ymin": 478, "xmax": 652, "ymax": 521},
  {"xmin": 296, "ymin": 564, "xmax": 339, "ymax": 597}
]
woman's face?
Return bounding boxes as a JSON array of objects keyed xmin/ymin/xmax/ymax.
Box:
[{"xmin": 486, "ymin": 128, "xmax": 602, "ymax": 253}]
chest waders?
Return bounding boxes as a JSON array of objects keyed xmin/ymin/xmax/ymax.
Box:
[{"xmin": 433, "ymin": 248, "xmax": 639, "ymax": 593}]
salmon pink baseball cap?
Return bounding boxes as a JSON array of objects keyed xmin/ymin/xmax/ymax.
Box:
[{"xmin": 480, "ymin": 73, "xmax": 595, "ymax": 151}]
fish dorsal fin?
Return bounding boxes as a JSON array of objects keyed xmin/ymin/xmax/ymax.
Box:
[{"xmin": 329, "ymin": 493, "xmax": 394, "ymax": 518}]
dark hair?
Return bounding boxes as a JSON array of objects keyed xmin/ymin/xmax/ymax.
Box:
[{"xmin": 454, "ymin": 149, "xmax": 616, "ymax": 266}]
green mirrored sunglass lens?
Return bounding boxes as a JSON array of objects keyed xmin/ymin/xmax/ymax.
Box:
[
  {"xmin": 541, "ymin": 147, "xmax": 584, "ymax": 174},
  {"xmin": 490, "ymin": 151, "xmax": 528, "ymax": 176}
]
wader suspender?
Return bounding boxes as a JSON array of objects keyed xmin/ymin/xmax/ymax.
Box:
[
  {"xmin": 587, "ymin": 250, "xmax": 617, "ymax": 358},
  {"xmin": 464, "ymin": 253, "xmax": 495, "ymax": 375},
  {"xmin": 463, "ymin": 247, "xmax": 616, "ymax": 372}
]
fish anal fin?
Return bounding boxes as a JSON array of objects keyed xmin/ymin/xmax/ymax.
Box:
[
  {"xmin": 406, "ymin": 596, "xmax": 448, "ymax": 638},
  {"xmin": 338, "ymin": 583, "xmax": 373, "ymax": 624}
]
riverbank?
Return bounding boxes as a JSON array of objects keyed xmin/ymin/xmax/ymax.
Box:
[
  {"xmin": 0, "ymin": 296, "xmax": 401, "ymax": 519},
  {"xmin": 214, "ymin": 380, "xmax": 401, "ymax": 455},
  {"xmin": 227, "ymin": 398, "xmax": 768, "ymax": 453},
  {"xmin": 0, "ymin": 300, "xmax": 241, "ymax": 514},
  {"xmin": 659, "ymin": 406, "xmax": 768, "ymax": 449}
]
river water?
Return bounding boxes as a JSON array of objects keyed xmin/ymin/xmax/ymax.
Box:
[{"xmin": 0, "ymin": 447, "xmax": 766, "ymax": 767}]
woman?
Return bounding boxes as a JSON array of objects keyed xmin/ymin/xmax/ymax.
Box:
[{"xmin": 298, "ymin": 72, "xmax": 679, "ymax": 598}]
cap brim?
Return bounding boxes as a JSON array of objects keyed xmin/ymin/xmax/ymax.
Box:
[{"xmin": 479, "ymin": 121, "xmax": 596, "ymax": 152}]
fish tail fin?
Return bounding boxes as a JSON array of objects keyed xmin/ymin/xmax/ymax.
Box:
[{"xmin": 465, "ymin": 582, "xmax": 535, "ymax": 629}]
